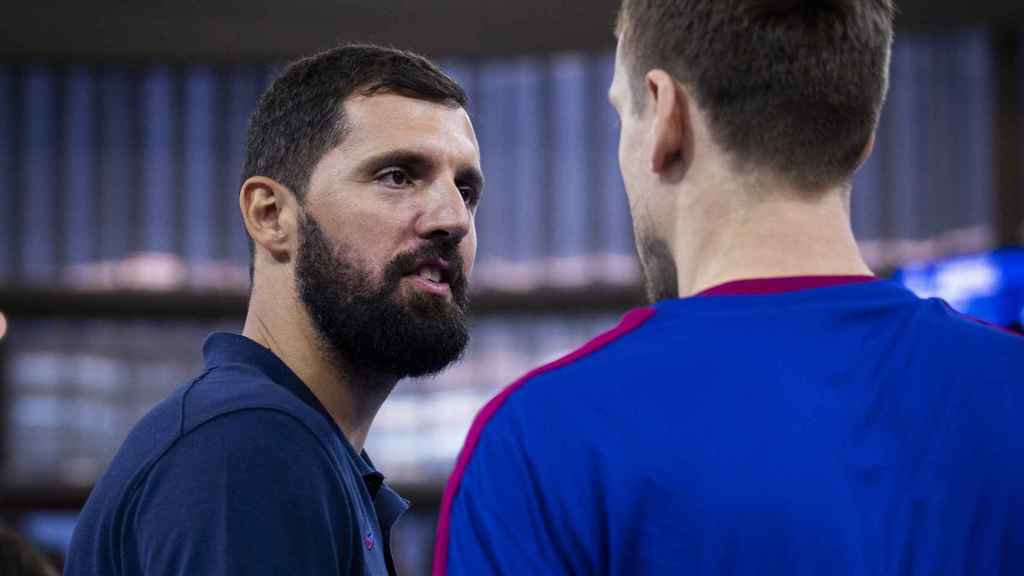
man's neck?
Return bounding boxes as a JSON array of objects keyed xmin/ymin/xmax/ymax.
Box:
[
  {"xmin": 241, "ymin": 287, "xmax": 395, "ymax": 452},
  {"xmin": 675, "ymin": 184, "xmax": 872, "ymax": 297}
]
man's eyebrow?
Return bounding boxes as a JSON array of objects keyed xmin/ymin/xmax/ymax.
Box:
[{"xmin": 358, "ymin": 149, "xmax": 434, "ymax": 174}]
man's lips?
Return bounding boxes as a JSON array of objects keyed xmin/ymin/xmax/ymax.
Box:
[
  {"xmin": 405, "ymin": 258, "xmax": 455, "ymax": 297},
  {"xmin": 407, "ymin": 275, "xmax": 452, "ymax": 297}
]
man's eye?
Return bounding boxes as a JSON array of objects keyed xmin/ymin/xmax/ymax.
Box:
[
  {"xmin": 459, "ymin": 186, "xmax": 479, "ymax": 206},
  {"xmin": 378, "ymin": 169, "xmax": 412, "ymax": 188}
]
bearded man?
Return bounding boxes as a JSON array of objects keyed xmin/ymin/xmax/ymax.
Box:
[{"xmin": 67, "ymin": 44, "xmax": 483, "ymax": 576}]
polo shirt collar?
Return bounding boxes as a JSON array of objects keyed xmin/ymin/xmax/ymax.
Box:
[
  {"xmin": 363, "ymin": 452, "xmax": 411, "ymax": 531},
  {"xmin": 201, "ymin": 332, "xmax": 401, "ymax": 506}
]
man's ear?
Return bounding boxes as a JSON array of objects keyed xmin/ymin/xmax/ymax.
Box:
[
  {"xmin": 239, "ymin": 176, "xmax": 300, "ymax": 263},
  {"xmin": 646, "ymin": 69, "xmax": 689, "ymax": 176}
]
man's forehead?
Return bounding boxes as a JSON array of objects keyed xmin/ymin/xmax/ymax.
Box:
[
  {"xmin": 339, "ymin": 93, "xmax": 478, "ymax": 154},
  {"xmin": 343, "ymin": 94, "xmax": 472, "ymax": 133}
]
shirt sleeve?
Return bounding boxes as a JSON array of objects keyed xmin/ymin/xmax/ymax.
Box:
[
  {"xmin": 438, "ymin": 405, "xmax": 580, "ymax": 576},
  {"xmin": 125, "ymin": 409, "xmax": 356, "ymax": 575}
]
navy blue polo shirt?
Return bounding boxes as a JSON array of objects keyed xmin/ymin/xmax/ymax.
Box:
[
  {"xmin": 436, "ymin": 277, "xmax": 1024, "ymax": 575},
  {"xmin": 66, "ymin": 333, "xmax": 409, "ymax": 575}
]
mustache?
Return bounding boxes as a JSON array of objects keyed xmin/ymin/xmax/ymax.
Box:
[{"xmin": 387, "ymin": 239, "xmax": 470, "ymax": 301}]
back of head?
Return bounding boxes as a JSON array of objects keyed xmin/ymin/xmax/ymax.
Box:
[
  {"xmin": 0, "ymin": 526, "xmax": 58, "ymax": 576},
  {"xmin": 617, "ymin": 0, "xmax": 894, "ymax": 191}
]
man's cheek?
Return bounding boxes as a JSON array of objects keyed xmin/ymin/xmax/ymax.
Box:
[{"xmin": 461, "ymin": 237, "xmax": 477, "ymax": 279}]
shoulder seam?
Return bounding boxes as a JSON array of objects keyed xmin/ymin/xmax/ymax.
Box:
[
  {"xmin": 119, "ymin": 367, "xmax": 212, "ymax": 569},
  {"xmin": 177, "ymin": 368, "xmax": 214, "ymax": 437},
  {"xmin": 118, "ymin": 405, "xmax": 349, "ymax": 563},
  {"xmin": 430, "ymin": 306, "xmax": 656, "ymax": 575},
  {"xmin": 139, "ymin": 404, "xmax": 344, "ymax": 493},
  {"xmin": 939, "ymin": 300, "xmax": 1024, "ymax": 340}
]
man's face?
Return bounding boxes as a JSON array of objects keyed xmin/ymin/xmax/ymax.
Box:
[
  {"xmin": 609, "ymin": 41, "xmax": 679, "ymax": 302},
  {"xmin": 296, "ymin": 93, "xmax": 482, "ymax": 379}
]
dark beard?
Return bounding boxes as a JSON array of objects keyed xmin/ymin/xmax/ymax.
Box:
[
  {"xmin": 638, "ymin": 235, "xmax": 679, "ymax": 303},
  {"xmin": 295, "ymin": 211, "xmax": 470, "ymax": 380}
]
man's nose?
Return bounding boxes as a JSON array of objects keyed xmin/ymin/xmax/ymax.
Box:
[{"xmin": 415, "ymin": 180, "xmax": 471, "ymax": 242}]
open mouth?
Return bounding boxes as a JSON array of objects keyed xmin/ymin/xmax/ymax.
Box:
[{"xmin": 407, "ymin": 258, "xmax": 454, "ymax": 296}]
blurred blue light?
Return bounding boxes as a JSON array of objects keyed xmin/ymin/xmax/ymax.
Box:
[
  {"xmin": 893, "ymin": 248, "xmax": 1024, "ymax": 327},
  {"xmin": 19, "ymin": 512, "xmax": 79, "ymax": 555}
]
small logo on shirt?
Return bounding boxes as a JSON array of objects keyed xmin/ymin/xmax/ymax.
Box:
[{"xmin": 364, "ymin": 531, "xmax": 375, "ymax": 551}]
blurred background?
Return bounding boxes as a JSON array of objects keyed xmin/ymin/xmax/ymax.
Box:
[{"xmin": 1, "ymin": 1, "xmax": 1023, "ymax": 574}]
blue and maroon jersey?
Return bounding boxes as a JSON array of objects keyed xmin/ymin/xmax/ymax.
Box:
[{"xmin": 435, "ymin": 277, "xmax": 1024, "ymax": 575}]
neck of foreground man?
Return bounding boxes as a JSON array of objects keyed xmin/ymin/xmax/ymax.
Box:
[{"xmin": 674, "ymin": 181, "xmax": 873, "ymax": 298}]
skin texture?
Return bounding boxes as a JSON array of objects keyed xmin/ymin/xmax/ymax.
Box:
[
  {"xmin": 608, "ymin": 40, "xmax": 874, "ymax": 301},
  {"xmin": 239, "ymin": 93, "xmax": 482, "ymax": 451}
]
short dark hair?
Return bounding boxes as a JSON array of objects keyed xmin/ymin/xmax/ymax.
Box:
[
  {"xmin": 617, "ymin": 0, "xmax": 894, "ymax": 191},
  {"xmin": 243, "ymin": 44, "xmax": 468, "ymax": 200}
]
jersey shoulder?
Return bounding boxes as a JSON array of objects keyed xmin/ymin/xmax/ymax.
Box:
[
  {"xmin": 433, "ymin": 307, "xmax": 657, "ymax": 573},
  {"xmin": 488, "ymin": 307, "xmax": 657, "ymax": 423},
  {"xmin": 914, "ymin": 297, "xmax": 1024, "ymax": 370}
]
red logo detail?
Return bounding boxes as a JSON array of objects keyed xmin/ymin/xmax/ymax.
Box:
[{"xmin": 364, "ymin": 532, "xmax": 375, "ymax": 550}]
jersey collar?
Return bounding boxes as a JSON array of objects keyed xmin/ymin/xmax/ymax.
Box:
[{"xmin": 696, "ymin": 275, "xmax": 877, "ymax": 297}]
